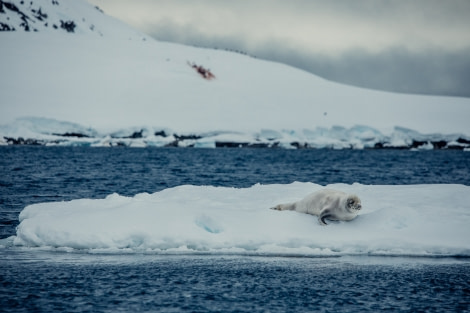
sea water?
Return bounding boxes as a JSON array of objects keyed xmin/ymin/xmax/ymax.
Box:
[{"xmin": 1, "ymin": 147, "xmax": 469, "ymax": 312}]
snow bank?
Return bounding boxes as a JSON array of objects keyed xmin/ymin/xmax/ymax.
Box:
[{"xmin": 11, "ymin": 183, "xmax": 470, "ymax": 257}]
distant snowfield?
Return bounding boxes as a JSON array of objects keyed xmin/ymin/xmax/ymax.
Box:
[
  {"xmin": 5, "ymin": 182, "xmax": 470, "ymax": 257},
  {"xmin": 1, "ymin": 0, "xmax": 470, "ymax": 145}
]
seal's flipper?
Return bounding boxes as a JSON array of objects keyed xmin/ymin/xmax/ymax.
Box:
[
  {"xmin": 271, "ymin": 203, "xmax": 295, "ymax": 211},
  {"xmin": 319, "ymin": 211, "xmax": 334, "ymax": 226}
]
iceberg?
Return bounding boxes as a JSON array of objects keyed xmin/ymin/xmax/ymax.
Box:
[{"xmin": 9, "ymin": 182, "xmax": 470, "ymax": 257}]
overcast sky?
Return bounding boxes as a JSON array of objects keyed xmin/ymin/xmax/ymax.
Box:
[{"xmin": 89, "ymin": 0, "xmax": 470, "ymax": 97}]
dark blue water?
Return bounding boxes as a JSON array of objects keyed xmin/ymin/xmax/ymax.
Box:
[
  {"xmin": 1, "ymin": 147, "xmax": 470, "ymax": 312},
  {"xmin": 1, "ymin": 252, "xmax": 469, "ymax": 313}
]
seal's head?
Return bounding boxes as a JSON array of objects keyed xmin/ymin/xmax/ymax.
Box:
[{"xmin": 346, "ymin": 195, "xmax": 362, "ymax": 212}]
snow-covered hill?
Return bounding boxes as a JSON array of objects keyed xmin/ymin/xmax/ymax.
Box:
[{"xmin": 1, "ymin": 0, "xmax": 469, "ymax": 149}]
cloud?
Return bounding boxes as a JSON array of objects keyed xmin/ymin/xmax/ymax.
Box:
[
  {"xmin": 95, "ymin": 0, "xmax": 470, "ymax": 52},
  {"xmin": 262, "ymin": 46, "xmax": 470, "ymax": 97}
]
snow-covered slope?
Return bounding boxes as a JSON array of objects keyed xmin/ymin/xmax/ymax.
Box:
[{"xmin": 1, "ymin": 0, "xmax": 470, "ymax": 148}]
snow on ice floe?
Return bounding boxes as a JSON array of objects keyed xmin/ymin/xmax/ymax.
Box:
[{"xmin": 9, "ymin": 183, "xmax": 470, "ymax": 257}]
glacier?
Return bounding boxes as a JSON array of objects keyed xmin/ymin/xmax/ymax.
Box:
[
  {"xmin": 1, "ymin": 117, "xmax": 469, "ymax": 150},
  {"xmin": 6, "ymin": 182, "xmax": 470, "ymax": 257}
]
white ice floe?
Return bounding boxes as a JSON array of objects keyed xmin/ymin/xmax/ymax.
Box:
[{"xmin": 9, "ymin": 183, "xmax": 470, "ymax": 257}]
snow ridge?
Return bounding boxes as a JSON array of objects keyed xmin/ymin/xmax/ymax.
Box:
[{"xmin": 0, "ymin": 0, "xmax": 146, "ymax": 39}]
